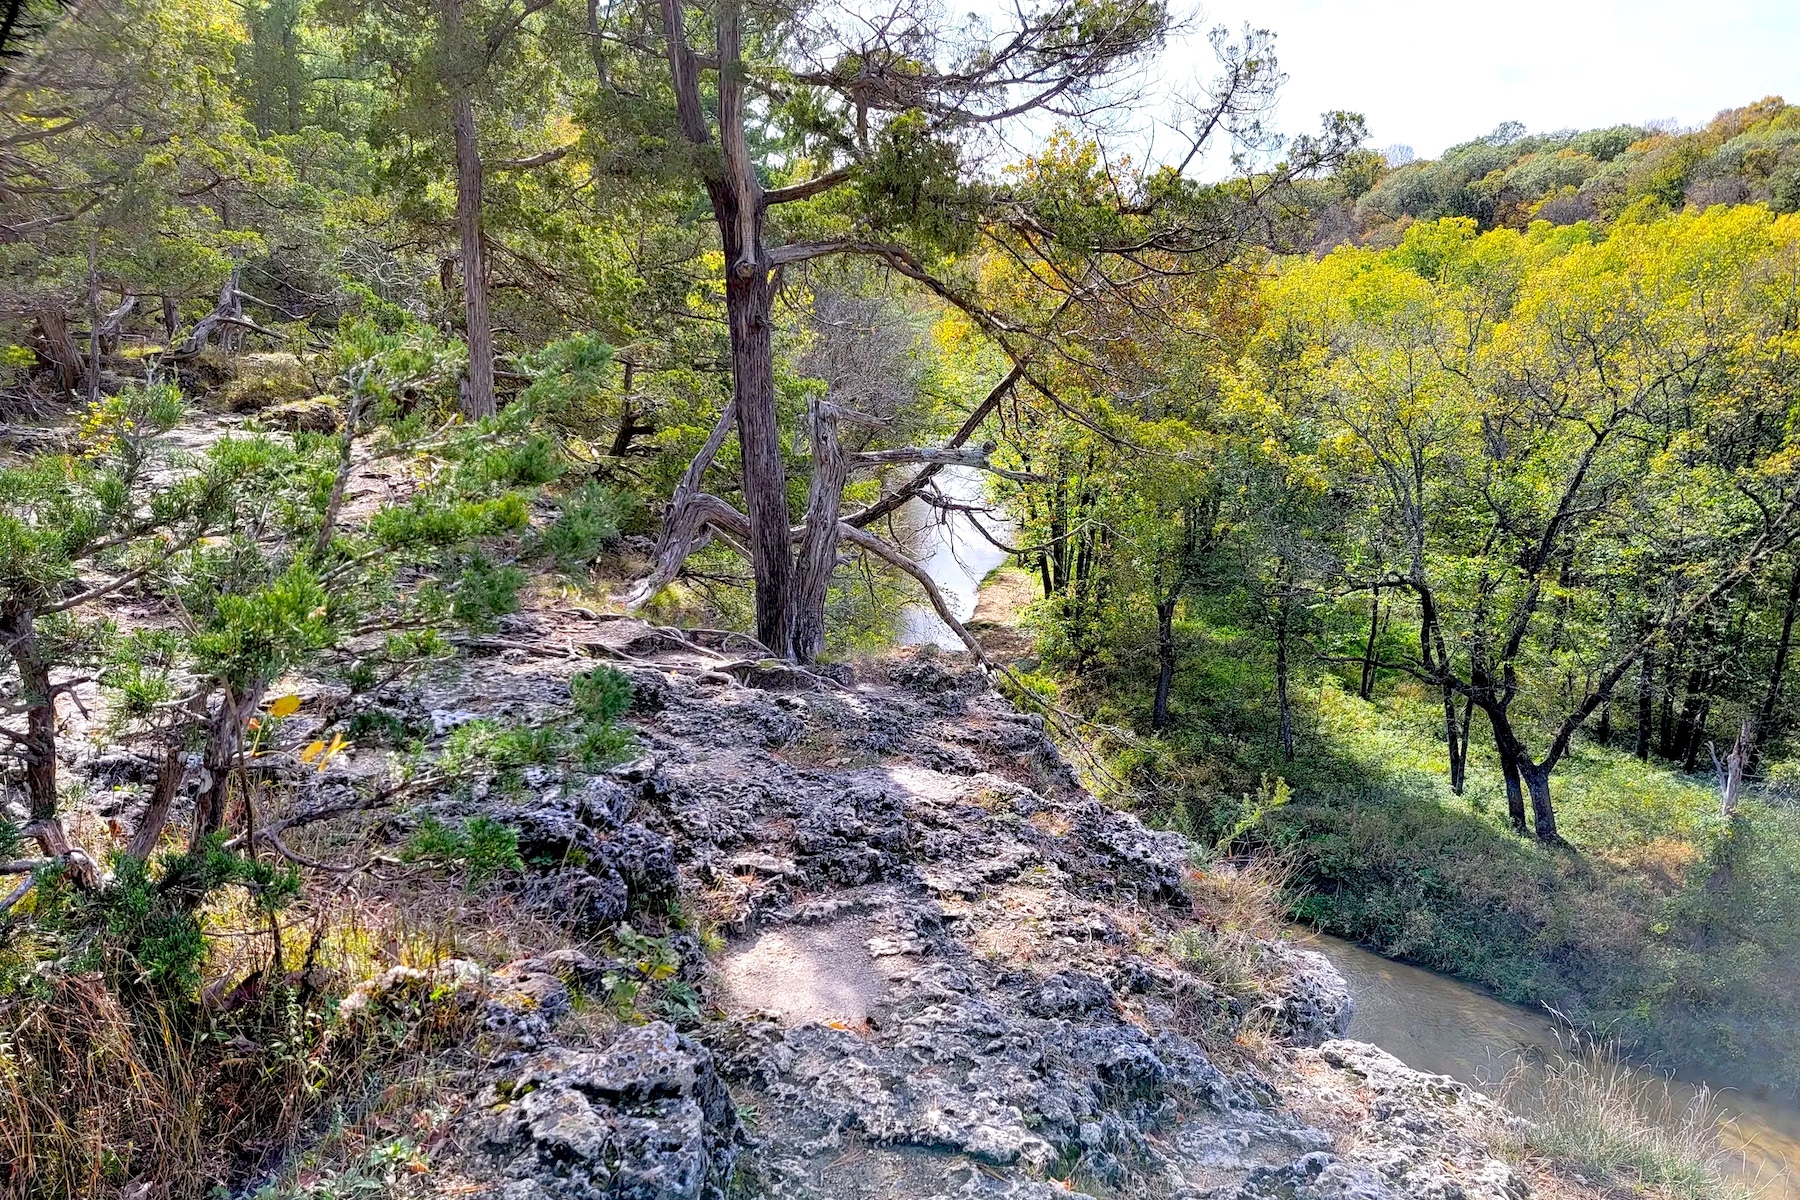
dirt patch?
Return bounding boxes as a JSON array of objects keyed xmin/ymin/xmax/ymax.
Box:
[
  {"xmin": 968, "ymin": 566, "xmax": 1038, "ymax": 661},
  {"xmin": 717, "ymin": 917, "xmax": 894, "ymax": 1026}
]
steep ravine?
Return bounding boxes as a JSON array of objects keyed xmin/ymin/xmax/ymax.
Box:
[{"xmin": 393, "ymin": 617, "xmax": 1533, "ymax": 1199}]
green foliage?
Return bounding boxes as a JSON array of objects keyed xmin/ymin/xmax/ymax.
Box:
[
  {"xmin": 400, "ymin": 816, "xmax": 523, "ymax": 888},
  {"xmin": 601, "ymin": 924, "xmax": 699, "ymax": 1023},
  {"xmin": 535, "ymin": 481, "xmax": 634, "ymax": 569},
  {"xmin": 188, "ymin": 561, "xmax": 336, "ymax": 691},
  {"xmin": 1332, "ymin": 98, "xmax": 1800, "ymax": 241},
  {"xmin": 9, "ymin": 841, "xmax": 302, "ymax": 1003},
  {"xmin": 435, "ymin": 666, "xmax": 635, "ymax": 786},
  {"xmin": 571, "ymin": 663, "xmax": 633, "ymax": 724},
  {"xmin": 450, "ymin": 553, "xmax": 525, "ymax": 632}
]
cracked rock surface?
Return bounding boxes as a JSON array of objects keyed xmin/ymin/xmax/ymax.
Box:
[{"xmin": 416, "ymin": 624, "xmax": 1522, "ymax": 1200}]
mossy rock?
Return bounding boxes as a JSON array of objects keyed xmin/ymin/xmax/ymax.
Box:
[
  {"xmin": 215, "ymin": 352, "xmax": 315, "ymax": 413},
  {"xmin": 262, "ymin": 395, "xmax": 341, "ymax": 434}
]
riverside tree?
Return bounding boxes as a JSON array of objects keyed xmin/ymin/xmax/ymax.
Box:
[
  {"xmin": 1250, "ymin": 210, "xmax": 1800, "ymax": 839},
  {"xmin": 591, "ymin": 0, "xmax": 1354, "ymax": 660}
]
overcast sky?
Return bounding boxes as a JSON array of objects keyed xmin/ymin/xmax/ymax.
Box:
[{"xmin": 1171, "ymin": 0, "xmax": 1800, "ymax": 159}]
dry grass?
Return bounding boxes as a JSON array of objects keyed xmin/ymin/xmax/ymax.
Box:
[
  {"xmin": 1488, "ymin": 1039, "xmax": 1758, "ymax": 1200},
  {"xmin": 1159, "ymin": 856, "xmax": 1302, "ymax": 1062},
  {"xmin": 0, "ymin": 842, "xmax": 584, "ymax": 1200}
]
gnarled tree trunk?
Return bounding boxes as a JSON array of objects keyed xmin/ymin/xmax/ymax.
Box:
[
  {"xmin": 29, "ymin": 305, "xmax": 83, "ymax": 395},
  {"xmin": 190, "ymin": 683, "xmax": 264, "ymax": 849}
]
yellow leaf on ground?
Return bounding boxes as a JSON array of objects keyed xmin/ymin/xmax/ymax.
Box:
[
  {"xmin": 299, "ymin": 740, "xmax": 326, "ymax": 764},
  {"xmin": 269, "ymin": 694, "xmax": 301, "ymax": 717}
]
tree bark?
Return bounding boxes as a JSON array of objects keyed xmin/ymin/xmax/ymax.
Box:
[
  {"xmin": 1712, "ymin": 719, "xmax": 1753, "ymax": 818},
  {"xmin": 1635, "ymin": 646, "xmax": 1655, "ymax": 761},
  {"xmin": 1756, "ymin": 556, "xmax": 1800, "ymax": 746},
  {"xmin": 650, "ymin": 0, "xmax": 793, "ymax": 653},
  {"xmin": 1658, "ymin": 650, "xmax": 1683, "ymax": 759},
  {"xmin": 85, "ymin": 237, "xmax": 101, "ymax": 404},
  {"xmin": 126, "ymin": 747, "xmax": 184, "ymax": 860},
  {"xmin": 2, "ymin": 609, "xmax": 58, "ymax": 830},
  {"xmin": 1490, "ymin": 706, "xmax": 1528, "ymax": 834},
  {"xmin": 789, "ymin": 396, "xmax": 848, "ymax": 663},
  {"xmin": 1520, "ymin": 758, "xmax": 1559, "ymax": 841},
  {"xmin": 1443, "ymin": 685, "xmax": 1468, "ymax": 795},
  {"xmin": 726, "ymin": 261, "xmax": 793, "ymax": 654},
  {"xmin": 1673, "ymin": 661, "xmax": 1711, "ymax": 768},
  {"xmin": 190, "ymin": 683, "xmax": 263, "ymax": 849},
  {"xmin": 1152, "ymin": 590, "xmax": 1177, "ymax": 732},
  {"xmin": 30, "ymin": 306, "xmax": 83, "ymax": 395},
  {"xmin": 1359, "ymin": 586, "xmax": 1380, "ymax": 700},
  {"xmin": 452, "ymin": 86, "xmax": 496, "ymax": 419},
  {"xmin": 1275, "ymin": 596, "xmax": 1294, "ymax": 761}
]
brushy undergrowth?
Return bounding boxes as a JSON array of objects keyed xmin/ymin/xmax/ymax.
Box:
[{"xmin": 0, "ymin": 851, "xmax": 484, "ymax": 1198}]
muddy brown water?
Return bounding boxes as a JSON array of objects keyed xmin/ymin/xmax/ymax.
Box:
[{"xmin": 1303, "ymin": 933, "xmax": 1800, "ymax": 1195}]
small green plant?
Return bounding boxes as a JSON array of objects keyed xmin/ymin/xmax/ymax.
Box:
[
  {"xmin": 599, "ymin": 924, "xmax": 697, "ymax": 1022},
  {"xmin": 250, "ymin": 1135, "xmax": 431, "ymax": 1199},
  {"xmin": 400, "ymin": 816, "xmax": 524, "ymax": 888},
  {"xmin": 536, "ymin": 480, "xmax": 634, "ymax": 569},
  {"xmin": 1218, "ymin": 775, "xmax": 1291, "ymax": 855},
  {"xmin": 434, "ymin": 666, "xmax": 635, "ymax": 788}
]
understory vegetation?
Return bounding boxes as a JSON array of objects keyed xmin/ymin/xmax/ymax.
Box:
[
  {"xmin": 1072, "ymin": 603, "xmax": 1800, "ymax": 1095},
  {"xmin": 1491, "ymin": 1040, "xmax": 1758, "ymax": 1200}
]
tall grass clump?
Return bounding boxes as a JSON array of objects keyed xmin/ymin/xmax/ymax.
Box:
[{"xmin": 1491, "ymin": 1038, "xmax": 1755, "ymax": 1200}]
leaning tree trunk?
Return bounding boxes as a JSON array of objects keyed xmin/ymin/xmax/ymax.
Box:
[
  {"xmin": 1756, "ymin": 556, "xmax": 1800, "ymax": 749},
  {"xmin": 1359, "ymin": 586, "xmax": 1380, "ymax": 700},
  {"xmin": 452, "ymin": 89, "xmax": 495, "ymax": 420},
  {"xmin": 1443, "ymin": 685, "xmax": 1468, "ymax": 795},
  {"xmin": 1519, "ymin": 759, "xmax": 1559, "ymax": 842}
]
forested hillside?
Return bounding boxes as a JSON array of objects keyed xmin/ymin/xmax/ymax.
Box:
[
  {"xmin": 1309, "ymin": 97, "xmax": 1800, "ymax": 244},
  {"xmin": 5, "ymin": 0, "xmax": 1800, "ymax": 1189}
]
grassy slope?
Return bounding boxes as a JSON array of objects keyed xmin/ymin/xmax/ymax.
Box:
[{"xmin": 1073, "ymin": 609, "xmax": 1800, "ymax": 1098}]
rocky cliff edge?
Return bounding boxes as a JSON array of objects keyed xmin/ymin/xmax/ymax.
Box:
[{"xmin": 325, "ymin": 619, "xmax": 1526, "ymax": 1200}]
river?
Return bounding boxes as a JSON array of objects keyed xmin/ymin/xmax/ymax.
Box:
[
  {"xmin": 890, "ymin": 476, "xmax": 1800, "ymax": 1194},
  {"xmin": 894, "ymin": 465, "xmax": 1012, "ymax": 649},
  {"xmin": 1304, "ymin": 933, "xmax": 1800, "ymax": 1196}
]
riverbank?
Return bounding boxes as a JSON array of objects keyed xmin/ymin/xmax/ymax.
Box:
[
  {"xmin": 1025, "ymin": 586, "xmax": 1800, "ymax": 1101},
  {"xmin": 260, "ymin": 619, "xmax": 1549, "ymax": 1198},
  {"xmin": 1307, "ymin": 933, "xmax": 1799, "ymax": 1199},
  {"xmin": 950, "ymin": 565, "xmax": 1800, "ymax": 1192}
]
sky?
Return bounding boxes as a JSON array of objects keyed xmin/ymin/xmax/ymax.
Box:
[{"xmin": 1169, "ymin": 0, "xmax": 1800, "ymax": 159}]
